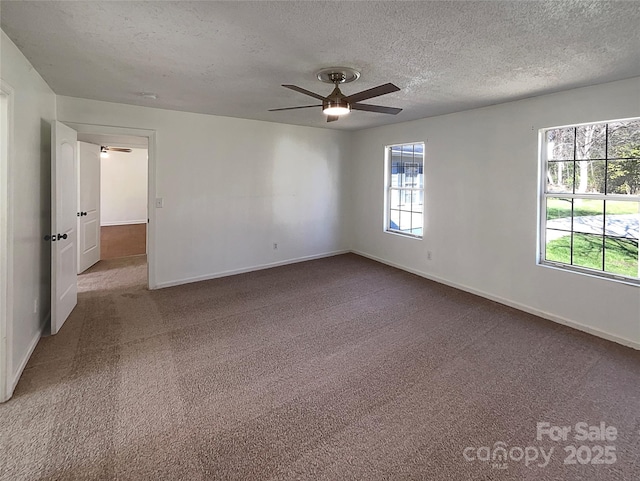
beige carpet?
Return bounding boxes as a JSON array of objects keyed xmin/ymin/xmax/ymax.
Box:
[{"xmin": 1, "ymin": 254, "xmax": 639, "ymax": 480}]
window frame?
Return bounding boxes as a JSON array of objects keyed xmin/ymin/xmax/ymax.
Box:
[
  {"xmin": 538, "ymin": 117, "xmax": 640, "ymax": 286},
  {"xmin": 384, "ymin": 141, "xmax": 425, "ymax": 240}
]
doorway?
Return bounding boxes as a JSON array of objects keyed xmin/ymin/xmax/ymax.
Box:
[
  {"xmin": 77, "ymin": 133, "xmax": 149, "ymax": 269},
  {"xmin": 64, "ymin": 123, "xmax": 157, "ymax": 290},
  {"xmin": 48, "ymin": 122, "xmax": 156, "ymax": 339}
]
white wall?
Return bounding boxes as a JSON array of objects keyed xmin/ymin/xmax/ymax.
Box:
[
  {"xmin": 57, "ymin": 97, "xmax": 350, "ymax": 287},
  {"xmin": 0, "ymin": 30, "xmax": 56, "ymax": 393},
  {"xmin": 100, "ymin": 147, "xmax": 148, "ymax": 226},
  {"xmin": 350, "ymin": 77, "xmax": 640, "ymax": 348}
]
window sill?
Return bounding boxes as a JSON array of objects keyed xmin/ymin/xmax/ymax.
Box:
[
  {"xmin": 538, "ymin": 261, "xmax": 640, "ymax": 287},
  {"xmin": 384, "ymin": 229, "xmax": 423, "ymax": 240}
]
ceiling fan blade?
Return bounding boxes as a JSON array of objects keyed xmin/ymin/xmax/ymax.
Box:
[
  {"xmin": 344, "ymin": 83, "xmax": 400, "ymax": 104},
  {"xmin": 268, "ymin": 104, "xmax": 322, "ymax": 112},
  {"xmin": 282, "ymin": 85, "xmax": 326, "ymax": 101},
  {"xmin": 326, "ymin": 115, "xmax": 339, "ymax": 123},
  {"xmin": 107, "ymin": 147, "xmax": 133, "ymax": 153},
  {"xmin": 352, "ymin": 103, "xmax": 402, "ymax": 115}
]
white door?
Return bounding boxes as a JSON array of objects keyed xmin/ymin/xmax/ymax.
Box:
[
  {"xmin": 77, "ymin": 142, "xmax": 100, "ymax": 273},
  {"xmin": 51, "ymin": 121, "xmax": 77, "ymax": 335}
]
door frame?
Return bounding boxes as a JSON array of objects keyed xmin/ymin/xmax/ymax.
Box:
[
  {"xmin": 64, "ymin": 123, "xmax": 157, "ymax": 289},
  {"xmin": 0, "ymin": 81, "xmax": 15, "ymax": 402}
]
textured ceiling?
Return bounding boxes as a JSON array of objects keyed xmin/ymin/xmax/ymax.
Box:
[{"xmin": 2, "ymin": 1, "xmax": 639, "ymax": 130}]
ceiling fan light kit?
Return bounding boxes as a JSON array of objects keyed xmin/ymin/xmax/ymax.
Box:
[
  {"xmin": 269, "ymin": 67, "xmax": 402, "ymax": 123},
  {"xmin": 323, "ymin": 102, "xmax": 351, "ymax": 116}
]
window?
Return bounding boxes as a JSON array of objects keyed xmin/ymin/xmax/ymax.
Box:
[
  {"xmin": 385, "ymin": 142, "xmax": 424, "ymax": 238},
  {"xmin": 540, "ymin": 118, "xmax": 640, "ymax": 284}
]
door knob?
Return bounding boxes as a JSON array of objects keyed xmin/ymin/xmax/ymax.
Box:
[
  {"xmin": 83, "ymin": 212, "xmax": 87, "ymax": 216},
  {"xmin": 44, "ymin": 233, "xmax": 68, "ymax": 241}
]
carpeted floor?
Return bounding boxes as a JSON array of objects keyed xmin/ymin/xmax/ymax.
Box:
[{"xmin": 1, "ymin": 253, "xmax": 639, "ymax": 480}]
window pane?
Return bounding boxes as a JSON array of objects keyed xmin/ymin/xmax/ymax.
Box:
[
  {"xmin": 545, "ymin": 230, "xmax": 571, "ymax": 264},
  {"xmin": 400, "ymin": 162, "xmax": 420, "ymax": 188},
  {"xmin": 606, "ymin": 160, "xmax": 640, "ymax": 195},
  {"xmin": 546, "ymin": 197, "xmax": 572, "ymax": 222},
  {"xmin": 575, "ymin": 160, "xmax": 605, "ymax": 194},
  {"xmin": 604, "ymin": 237, "xmax": 638, "ymax": 277},
  {"xmin": 605, "ymin": 201, "xmax": 639, "ymax": 239},
  {"xmin": 389, "ymin": 209, "xmax": 400, "ymax": 231},
  {"xmin": 576, "ymin": 124, "xmax": 606, "ymax": 160},
  {"xmin": 389, "ymin": 188, "xmax": 401, "ymax": 210},
  {"xmin": 572, "ymin": 233, "xmax": 604, "ymax": 270},
  {"xmin": 411, "ymin": 192, "xmax": 423, "ymax": 213},
  {"xmin": 410, "ymin": 207, "xmax": 423, "ymax": 234},
  {"xmin": 573, "ymin": 199, "xmax": 603, "ymax": 235},
  {"xmin": 399, "ymin": 209, "xmax": 411, "ymax": 233},
  {"xmin": 608, "ymin": 120, "xmax": 640, "ymax": 159},
  {"xmin": 390, "ymin": 160, "xmax": 402, "ymax": 187},
  {"xmin": 546, "ymin": 161, "xmax": 575, "ymax": 193},
  {"xmin": 414, "ymin": 154, "xmax": 424, "ymax": 189},
  {"xmin": 573, "ymin": 233, "xmax": 603, "ymax": 270},
  {"xmin": 400, "ymin": 189, "xmax": 412, "ymax": 206},
  {"xmin": 546, "ymin": 127, "xmax": 574, "ymax": 161}
]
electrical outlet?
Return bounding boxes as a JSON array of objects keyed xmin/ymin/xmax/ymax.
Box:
[
  {"xmin": 427, "ymin": 251, "xmax": 432, "ymax": 261},
  {"xmin": 273, "ymin": 243, "xmax": 278, "ymax": 250}
]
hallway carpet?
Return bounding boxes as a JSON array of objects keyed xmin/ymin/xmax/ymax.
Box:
[
  {"xmin": 100, "ymin": 224, "xmax": 147, "ymax": 260},
  {"xmin": 1, "ymin": 254, "xmax": 639, "ymax": 480}
]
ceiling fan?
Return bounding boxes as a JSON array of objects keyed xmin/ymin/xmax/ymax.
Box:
[
  {"xmin": 101, "ymin": 146, "xmax": 132, "ymax": 153},
  {"xmin": 100, "ymin": 145, "xmax": 132, "ymax": 158},
  {"xmin": 269, "ymin": 67, "xmax": 402, "ymax": 122}
]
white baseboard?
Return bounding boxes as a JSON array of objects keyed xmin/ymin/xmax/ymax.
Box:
[
  {"xmin": 7, "ymin": 312, "xmax": 48, "ymax": 399},
  {"xmin": 101, "ymin": 220, "xmax": 147, "ymax": 227},
  {"xmin": 351, "ymin": 250, "xmax": 640, "ymax": 351},
  {"xmin": 154, "ymin": 249, "xmax": 350, "ymax": 289}
]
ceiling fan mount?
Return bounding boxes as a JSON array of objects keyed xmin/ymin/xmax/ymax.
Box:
[
  {"xmin": 315, "ymin": 67, "xmax": 360, "ymax": 84},
  {"xmin": 269, "ymin": 67, "xmax": 402, "ymax": 123}
]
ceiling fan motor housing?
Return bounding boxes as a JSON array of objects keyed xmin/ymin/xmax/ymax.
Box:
[{"xmin": 323, "ymin": 86, "xmax": 351, "ymax": 113}]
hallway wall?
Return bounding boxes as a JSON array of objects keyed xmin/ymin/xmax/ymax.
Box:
[{"xmin": 0, "ymin": 31, "xmax": 56, "ymax": 395}]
